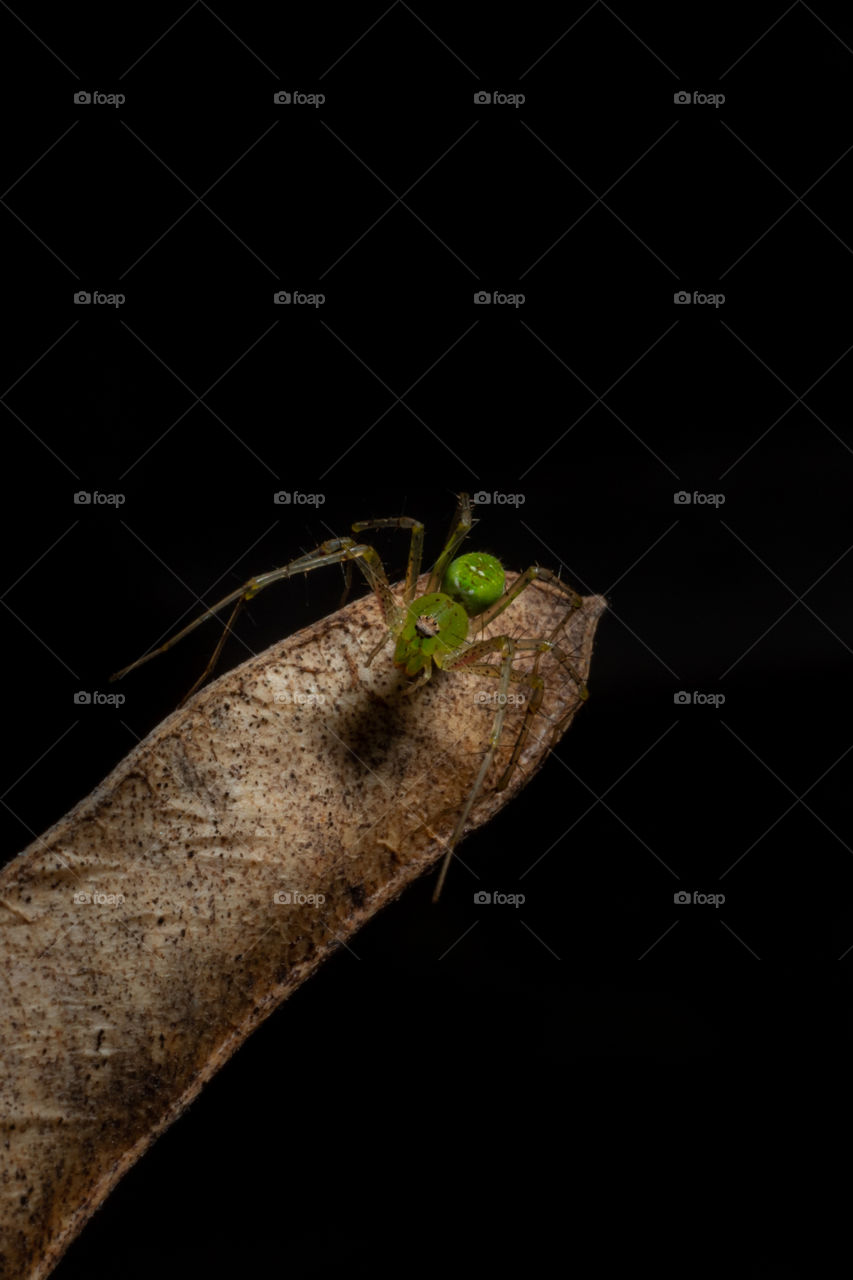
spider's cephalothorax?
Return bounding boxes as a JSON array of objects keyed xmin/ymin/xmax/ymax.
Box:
[
  {"xmin": 393, "ymin": 552, "xmax": 506, "ymax": 680},
  {"xmin": 111, "ymin": 494, "xmax": 588, "ymax": 901},
  {"xmin": 394, "ymin": 592, "xmax": 467, "ymax": 677}
]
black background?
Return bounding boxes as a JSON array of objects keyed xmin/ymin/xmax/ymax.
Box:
[{"xmin": 1, "ymin": 3, "xmax": 851, "ymax": 1275}]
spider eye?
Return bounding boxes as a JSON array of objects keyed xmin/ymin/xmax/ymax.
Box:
[
  {"xmin": 442, "ymin": 553, "xmax": 505, "ymax": 615},
  {"xmin": 415, "ymin": 614, "xmax": 441, "ymax": 638}
]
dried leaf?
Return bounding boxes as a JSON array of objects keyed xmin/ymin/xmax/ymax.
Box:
[{"xmin": 0, "ymin": 573, "xmax": 605, "ymax": 1278}]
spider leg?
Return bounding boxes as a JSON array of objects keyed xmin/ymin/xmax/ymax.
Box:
[
  {"xmin": 430, "ymin": 628, "xmax": 589, "ymax": 899},
  {"xmin": 426, "ymin": 493, "xmax": 473, "ymax": 594},
  {"xmin": 431, "ymin": 633, "xmax": 517, "ymax": 902},
  {"xmin": 351, "ymin": 514, "xmax": 425, "ymax": 606},
  {"xmin": 111, "ymin": 538, "xmax": 400, "ymax": 699}
]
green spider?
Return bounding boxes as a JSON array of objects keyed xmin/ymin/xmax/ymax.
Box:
[{"xmin": 111, "ymin": 494, "xmax": 589, "ymax": 900}]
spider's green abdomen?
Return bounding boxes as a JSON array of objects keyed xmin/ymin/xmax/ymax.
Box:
[{"xmin": 442, "ymin": 553, "xmax": 505, "ymax": 616}]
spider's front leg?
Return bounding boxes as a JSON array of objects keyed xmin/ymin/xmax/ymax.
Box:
[
  {"xmin": 474, "ymin": 564, "xmax": 583, "ymax": 640},
  {"xmin": 111, "ymin": 538, "xmax": 399, "ymax": 703},
  {"xmin": 351, "ymin": 513, "xmax": 425, "ymax": 606},
  {"xmin": 346, "ymin": 512, "xmax": 426, "ymax": 665}
]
